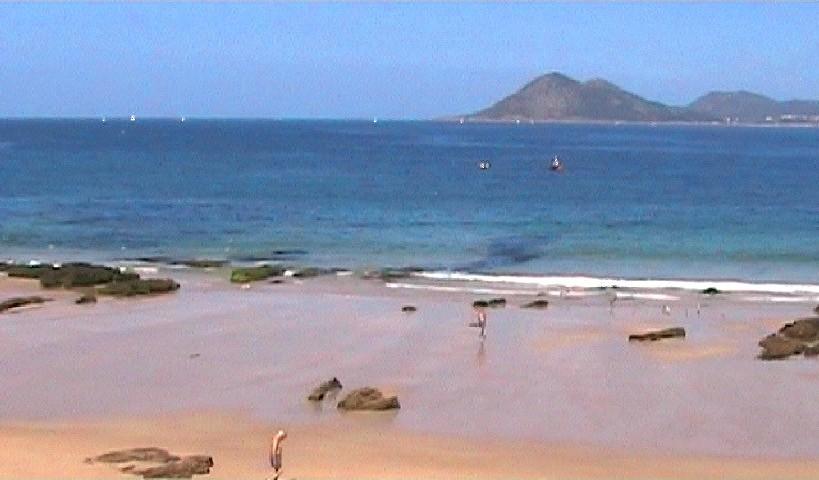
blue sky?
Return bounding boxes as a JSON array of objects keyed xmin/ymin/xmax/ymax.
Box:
[{"xmin": 1, "ymin": 3, "xmax": 817, "ymax": 118}]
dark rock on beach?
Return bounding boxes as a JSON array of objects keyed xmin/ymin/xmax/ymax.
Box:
[
  {"xmin": 758, "ymin": 317, "xmax": 819, "ymax": 360},
  {"xmin": 487, "ymin": 298, "xmax": 507, "ymax": 307},
  {"xmin": 758, "ymin": 334, "xmax": 806, "ymax": 360},
  {"xmin": 97, "ymin": 278, "xmax": 180, "ymax": 297},
  {"xmin": 123, "ymin": 455, "xmax": 214, "ymax": 479},
  {"xmin": 0, "ymin": 295, "xmax": 50, "ymax": 313},
  {"xmin": 401, "ymin": 305, "xmax": 417, "ymax": 312},
  {"xmin": 522, "ymin": 300, "xmax": 550, "ymax": 309},
  {"xmin": 628, "ymin": 327, "xmax": 686, "ymax": 342},
  {"xmin": 473, "ymin": 298, "xmax": 506, "ymax": 308},
  {"xmin": 75, "ymin": 293, "xmax": 97, "ymax": 304},
  {"xmin": 337, "ymin": 387, "xmax": 400, "ymax": 411},
  {"xmin": 86, "ymin": 447, "xmax": 213, "ymax": 479},
  {"xmin": 87, "ymin": 447, "xmax": 180, "ymax": 464},
  {"xmin": 229, "ymin": 265, "xmax": 286, "ymax": 283},
  {"xmin": 308, "ymin": 377, "xmax": 343, "ymax": 401},
  {"xmin": 814, "ymin": 304, "xmax": 819, "ymax": 314},
  {"xmin": 701, "ymin": 287, "xmax": 721, "ymax": 295}
]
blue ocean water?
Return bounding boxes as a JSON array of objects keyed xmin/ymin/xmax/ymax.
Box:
[{"xmin": 0, "ymin": 119, "xmax": 817, "ymax": 282}]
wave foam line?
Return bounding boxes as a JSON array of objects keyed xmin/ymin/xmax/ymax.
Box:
[
  {"xmin": 385, "ymin": 282, "xmax": 538, "ymax": 296},
  {"xmin": 414, "ymin": 272, "xmax": 819, "ymax": 295}
]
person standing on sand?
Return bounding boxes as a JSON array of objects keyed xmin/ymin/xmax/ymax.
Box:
[
  {"xmin": 268, "ymin": 430, "xmax": 287, "ymax": 480},
  {"xmin": 476, "ymin": 307, "xmax": 487, "ymax": 339}
]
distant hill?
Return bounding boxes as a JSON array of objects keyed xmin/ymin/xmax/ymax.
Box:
[
  {"xmin": 689, "ymin": 91, "xmax": 819, "ymax": 122},
  {"xmin": 460, "ymin": 72, "xmax": 819, "ymax": 123},
  {"xmin": 465, "ymin": 72, "xmax": 713, "ymax": 122}
]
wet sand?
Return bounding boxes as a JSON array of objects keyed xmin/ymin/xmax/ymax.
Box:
[{"xmin": 2, "ymin": 270, "xmax": 819, "ymax": 478}]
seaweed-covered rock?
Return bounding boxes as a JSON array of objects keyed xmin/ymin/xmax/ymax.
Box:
[
  {"xmin": 229, "ymin": 265, "xmax": 286, "ymax": 283},
  {"xmin": 401, "ymin": 305, "xmax": 417, "ymax": 312},
  {"xmin": 4, "ymin": 264, "xmax": 53, "ymax": 279},
  {"xmin": 75, "ymin": 293, "xmax": 97, "ymax": 304},
  {"xmin": 337, "ymin": 387, "xmax": 400, "ymax": 411},
  {"xmin": 522, "ymin": 300, "xmax": 550, "ymax": 309},
  {"xmin": 98, "ymin": 279, "xmax": 180, "ymax": 297},
  {"xmin": 307, "ymin": 377, "xmax": 343, "ymax": 401},
  {"xmin": 628, "ymin": 327, "xmax": 686, "ymax": 342},
  {"xmin": 6, "ymin": 262, "xmax": 137, "ymax": 289},
  {"xmin": 0, "ymin": 296, "xmax": 50, "ymax": 313},
  {"xmin": 701, "ymin": 287, "xmax": 721, "ymax": 295},
  {"xmin": 40, "ymin": 263, "xmax": 138, "ymax": 289}
]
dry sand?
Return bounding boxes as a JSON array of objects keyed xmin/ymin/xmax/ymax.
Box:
[{"xmin": 1, "ymin": 270, "xmax": 818, "ymax": 478}]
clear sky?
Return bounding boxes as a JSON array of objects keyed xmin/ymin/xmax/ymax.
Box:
[{"xmin": 1, "ymin": 2, "xmax": 817, "ymax": 119}]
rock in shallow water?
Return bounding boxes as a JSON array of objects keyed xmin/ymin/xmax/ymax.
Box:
[
  {"xmin": 229, "ymin": 265, "xmax": 285, "ymax": 283},
  {"xmin": 401, "ymin": 305, "xmax": 417, "ymax": 312},
  {"xmin": 337, "ymin": 387, "xmax": 400, "ymax": 411},
  {"xmin": 628, "ymin": 327, "xmax": 686, "ymax": 342},
  {"xmin": 307, "ymin": 377, "xmax": 343, "ymax": 401},
  {"xmin": 97, "ymin": 279, "xmax": 180, "ymax": 296}
]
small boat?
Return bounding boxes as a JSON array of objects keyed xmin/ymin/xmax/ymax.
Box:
[
  {"xmin": 479, "ymin": 161, "xmax": 491, "ymax": 170},
  {"xmin": 130, "ymin": 114, "xmax": 136, "ymax": 122},
  {"xmin": 550, "ymin": 155, "xmax": 563, "ymax": 171},
  {"xmin": 101, "ymin": 116, "xmax": 106, "ymax": 123}
]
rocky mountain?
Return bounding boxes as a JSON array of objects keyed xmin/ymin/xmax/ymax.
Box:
[
  {"xmin": 462, "ymin": 72, "xmax": 819, "ymax": 123},
  {"xmin": 465, "ymin": 72, "xmax": 713, "ymax": 122},
  {"xmin": 689, "ymin": 91, "xmax": 819, "ymax": 122}
]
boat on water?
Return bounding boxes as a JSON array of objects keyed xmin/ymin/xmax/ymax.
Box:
[
  {"xmin": 130, "ymin": 114, "xmax": 136, "ymax": 122},
  {"xmin": 479, "ymin": 161, "xmax": 491, "ymax": 170},
  {"xmin": 550, "ymin": 155, "xmax": 563, "ymax": 171}
]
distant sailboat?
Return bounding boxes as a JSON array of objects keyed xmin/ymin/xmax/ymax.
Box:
[
  {"xmin": 101, "ymin": 116, "xmax": 106, "ymax": 123},
  {"xmin": 180, "ymin": 116, "xmax": 186, "ymax": 123},
  {"xmin": 373, "ymin": 117, "xmax": 378, "ymax": 124},
  {"xmin": 130, "ymin": 114, "xmax": 136, "ymax": 122}
]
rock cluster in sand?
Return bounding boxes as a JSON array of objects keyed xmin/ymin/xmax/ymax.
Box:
[{"xmin": 758, "ymin": 317, "xmax": 819, "ymax": 360}]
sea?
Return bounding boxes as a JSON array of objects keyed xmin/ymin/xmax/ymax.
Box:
[{"xmin": 1, "ymin": 119, "xmax": 817, "ymax": 293}]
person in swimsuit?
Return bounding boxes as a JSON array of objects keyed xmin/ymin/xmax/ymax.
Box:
[{"xmin": 269, "ymin": 430, "xmax": 287, "ymax": 480}]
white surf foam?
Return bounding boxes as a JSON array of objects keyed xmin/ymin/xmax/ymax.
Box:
[{"xmin": 413, "ymin": 271, "xmax": 819, "ymax": 295}]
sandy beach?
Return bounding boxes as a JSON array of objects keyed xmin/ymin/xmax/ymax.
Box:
[{"xmin": 2, "ymin": 268, "xmax": 819, "ymax": 478}]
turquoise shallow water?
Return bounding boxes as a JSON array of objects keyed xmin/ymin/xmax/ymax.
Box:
[{"xmin": 0, "ymin": 119, "xmax": 817, "ymax": 283}]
